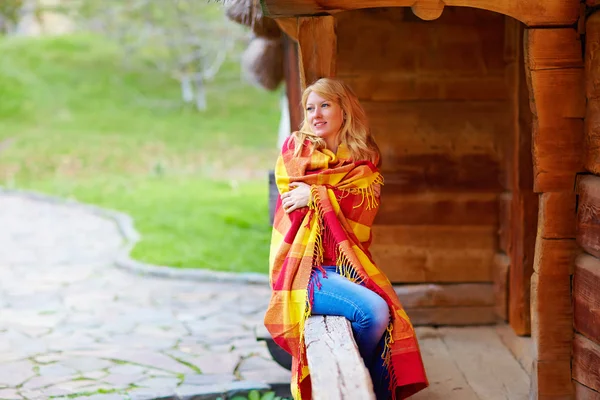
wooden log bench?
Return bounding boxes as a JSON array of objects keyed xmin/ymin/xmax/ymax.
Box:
[
  {"xmin": 305, "ymin": 315, "xmax": 375, "ymax": 399},
  {"xmin": 258, "ymin": 316, "xmax": 375, "ymax": 399}
]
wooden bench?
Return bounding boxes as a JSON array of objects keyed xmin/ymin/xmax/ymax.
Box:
[
  {"xmin": 305, "ymin": 315, "xmax": 375, "ymax": 399},
  {"xmin": 257, "ymin": 316, "xmax": 375, "ymax": 399}
]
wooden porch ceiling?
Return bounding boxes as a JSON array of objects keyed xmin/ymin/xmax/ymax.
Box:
[{"xmin": 260, "ymin": 0, "xmax": 579, "ymax": 26}]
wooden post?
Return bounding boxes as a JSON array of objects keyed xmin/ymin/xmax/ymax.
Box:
[
  {"xmin": 586, "ymin": 12, "xmax": 600, "ymax": 174},
  {"xmin": 504, "ymin": 17, "xmax": 538, "ymax": 336},
  {"xmin": 282, "ymin": 34, "xmax": 303, "ymax": 132},
  {"xmin": 526, "ymin": 26, "xmax": 585, "ymax": 399},
  {"xmin": 297, "ymin": 16, "xmax": 337, "ymax": 89}
]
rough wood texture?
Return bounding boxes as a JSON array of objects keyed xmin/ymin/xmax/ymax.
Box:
[
  {"xmin": 496, "ymin": 324, "xmax": 533, "ymax": 375},
  {"xmin": 394, "ymin": 283, "xmax": 494, "ymax": 308},
  {"xmin": 336, "ymin": 8, "xmax": 507, "ymax": 102},
  {"xmin": 498, "ymin": 193, "xmax": 512, "ymax": 254},
  {"xmin": 506, "ymin": 20, "xmax": 537, "ymax": 336},
  {"xmin": 260, "ymin": 0, "xmax": 579, "ymax": 26},
  {"xmin": 376, "ymin": 192, "xmax": 498, "ymax": 226},
  {"xmin": 573, "ymin": 334, "xmax": 600, "ymax": 393},
  {"xmin": 297, "ymin": 16, "xmax": 336, "ymax": 88},
  {"xmin": 408, "ymin": 307, "xmax": 496, "ymax": 326},
  {"xmin": 305, "ymin": 316, "xmax": 375, "ymax": 400},
  {"xmin": 577, "ymin": 175, "xmax": 600, "ymax": 258},
  {"xmin": 525, "ymin": 28, "xmax": 585, "ymax": 193},
  {"xmin": 575, "ymin": 380, "xmax": 600, "ymax": 400},
  {"xmin": 282, "ymin": 35, "xmax": 302, "ymax": 132},
  {"xmin": 275, "ymin": 17, "xmax": 298, "ymax": 41},
  {"xmin": 395, "ymin": 282, "xmax": 497, "ymax": 325},
  {"xmin": 493, "ymin": 254, "xmax": 509, "ymax": 321},
  {"xmin": 538, "ymin": 192, "xmax": 577, "ymax": 239},
  {"xmin": 533, "ymin": 238, "xmax": 579, "ymax": 276},
  {"xmin": 573, "ymin": 253, "xmax": 600, "ymax": 345},
  {"xmin": 411, "ymin": 327, "xmax": 530, "ymax": 400},
  {"xmin": 530, "ymin": 271, "xmax": 573, "ymax": 361},
  {"xmin": 364, "ymin": 101, "xmax": 507, "ymax": 193},
  {"xmin": 530, "ymin": 235, "xmax": 578, "ymax": 398},
  {"xmin": 585, "ymin": 13, "xmax": 600, "ymax": 174},
  {"xmin": 531, "ymin": 360, "xmax": 574, "ymax": 398},
  {"xmin": 371, "ymin": 225, "xmax": 495, "ymax": 283}
]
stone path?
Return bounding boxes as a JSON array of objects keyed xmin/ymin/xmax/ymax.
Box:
[{"xmin": 0, "ymin": 192, "xmax": 290, "ymax": 400}]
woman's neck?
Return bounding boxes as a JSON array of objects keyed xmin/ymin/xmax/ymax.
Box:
[{"xmin": 325, "ymin": 136, "xmax": 340, "ymax": 154}]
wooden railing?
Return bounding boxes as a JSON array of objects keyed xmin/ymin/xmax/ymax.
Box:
[{"xmin": 304, "ymin": 315, "xmax": 375, "ymax": 399}]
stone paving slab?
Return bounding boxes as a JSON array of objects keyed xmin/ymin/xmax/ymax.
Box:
[{"xmin": 0, "ymin": 192, "xmax": 290, "ymax": 399}]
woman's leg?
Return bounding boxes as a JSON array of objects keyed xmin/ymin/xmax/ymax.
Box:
[{"xmin": 311, "ymin": 267, "xmax": 390, "ymax": 370}]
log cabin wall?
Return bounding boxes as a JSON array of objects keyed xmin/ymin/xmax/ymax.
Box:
[
  {"xmin": 335, "ymin": 8, "xmax": 511, "ymax": 325},
  {"xmin": 573, "ymin": 10, "xmax": 600, "ymax": 399}
]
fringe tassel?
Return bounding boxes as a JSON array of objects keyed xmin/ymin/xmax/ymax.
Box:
[
  {"xmin": 341, "ymin": 173, "xmax": 384, "ymax": 210},
  {"xmin": 335, "ymin": 250, "xmax": 364, "ymax": 284}
]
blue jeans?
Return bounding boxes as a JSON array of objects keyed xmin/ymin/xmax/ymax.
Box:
[{"xmin": 311, "ymin": 266, "xmax": 392, "ymax": 399}]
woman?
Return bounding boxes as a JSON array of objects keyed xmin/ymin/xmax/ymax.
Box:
[{"xmin": 264, "ymin": 78, "xmax": 428, "ymax": 400}]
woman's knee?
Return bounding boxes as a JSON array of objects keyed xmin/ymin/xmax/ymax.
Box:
[{"xmin": 361, "ymin": 294, "xmax": 390, "ymax": 333}]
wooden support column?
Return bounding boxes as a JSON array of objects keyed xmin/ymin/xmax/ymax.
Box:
[
  {"xmin": 296, "ymin": 16, "xmax": 337, "ymax": 89},
  {"xmin": 526, "ymin": 27, "xmax": 584, "ymax": 399},
  {"xmin": 586, "ymin": 12, "xmax": 600, "ymax": 174},
  {"xmin": 504, "ymin": 18, "xmax": 538, "ymax": 336},
  {"xmin": 282, "ymin": 33, "xmax": 302, "ymax": 132}
]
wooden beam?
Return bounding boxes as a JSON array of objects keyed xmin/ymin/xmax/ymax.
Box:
[
  {"xmin": 305, "ymin": 316, "xmax": 375, "ymax": 400},
  {"xmin": 573, "ymin": 333, "xmax": 600, "ymax": 393},
  {"xmin": 371, "ymin": 225, "xmax": 495, "ymax": 283},
  {"xmin": 531, "ymin": 271, "xmax": 573, "ymax": 361},
  {"xmin": 538, "ymin": 192, "xmax": 577, "ymax": 239},
  {"xmin": 282, "ymin": 35, "xmax": 303, "ymax": 132},
  {"xmin": 574, "ymin": 253, "xmax": 600, "ymax": 346},
  {"xmin": 297, "ymin": 16, "xmax": 336, "ymax": 89},
  {"xmin": 577, "ymin": 175, "xmax": 600, "ymax": 258},
  {"xmin": 260, "ymin": 0, "xmax": 579, "ymax": 26},
  {"xmin": 574, "ymin": 380, "xmax": 600, "ymax": 400},
  {"xmin": 586, "ymin": 12, "xmax": 600, "ymax": 174},
  {"xmin": 530, "ymin": 360, "xmax": 574, "ymax": 398},
  {"xmin": 393, "ymin": 283, "xmax": 497, "ymax": 325},
  {"xmin": 525, "ymin": 28, "xmax": 585, "ymax": 193},
  {"xmin": 394, "ymin": 283, "xmax": 494, "ymax": 308},
  {"xmin": 507, "ymin": 20, "xmax": 538, "ymax": 336},
  {"xmin": 530, "ymin": 237, "xmax": 578, "ymax": 398},
  {"xmin": 275, "ymin": 17, "xmax": 298, "ymax": 42},
  {"xmin": 375, "ymin": 192, "xmax": 499, "ymax": 226}
]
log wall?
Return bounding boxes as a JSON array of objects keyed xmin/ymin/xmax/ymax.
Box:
[
  {"xmin": 333, "ymin": 7, "xmax": 518, "ymax": 325},
  {"xmin": 336, "ymin": 8, "xmax": 508, "ymax": 290},
  {"xmin": 570, "ymin": 12, "xmax": 600, "ymax": 399}
]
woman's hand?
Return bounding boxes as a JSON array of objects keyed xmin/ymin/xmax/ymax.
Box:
[{"xmin": 281, "ymin": 182, "xmax": 311, "ymax": 213}]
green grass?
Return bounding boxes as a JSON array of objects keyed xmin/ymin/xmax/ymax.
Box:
[{"xmin": 0, "ymin": 33, "xmax": 282, "ymax": 273}]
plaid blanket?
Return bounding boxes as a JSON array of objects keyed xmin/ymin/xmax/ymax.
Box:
[{"xmin": 264, "ymin": 137, "xmax": 428, "ymax": 399}]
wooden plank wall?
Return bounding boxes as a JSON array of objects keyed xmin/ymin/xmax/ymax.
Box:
[
  {"xmin": 335, "ymin": 7, "xmax": 509, "ymax": 324},
  {"xmin": 525, "ymin": 26, "xmax": 585, "ymax": 399},
  {"xmin": 572, "ymin": 12, "xmax": 600, "ymax": 399}
]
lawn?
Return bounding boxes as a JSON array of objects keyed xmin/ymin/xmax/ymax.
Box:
[{"xmin": 0, "ymin": 33, "xmax": 282, "ymax": 273}]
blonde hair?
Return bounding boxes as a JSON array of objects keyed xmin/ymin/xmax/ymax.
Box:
[{"xmin": 291, "ymin": 78, "xmax": 381, "ymax": 166}]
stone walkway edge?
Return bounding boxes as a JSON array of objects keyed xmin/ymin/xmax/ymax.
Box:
[{"xmin": 0, "ymin": 188, "xmax": 270, "ymax": 286}]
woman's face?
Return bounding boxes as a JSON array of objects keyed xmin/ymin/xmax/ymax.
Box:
[{"xmin": 306, "ymin": 91, "xmax": 344, "ymax": 143}]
